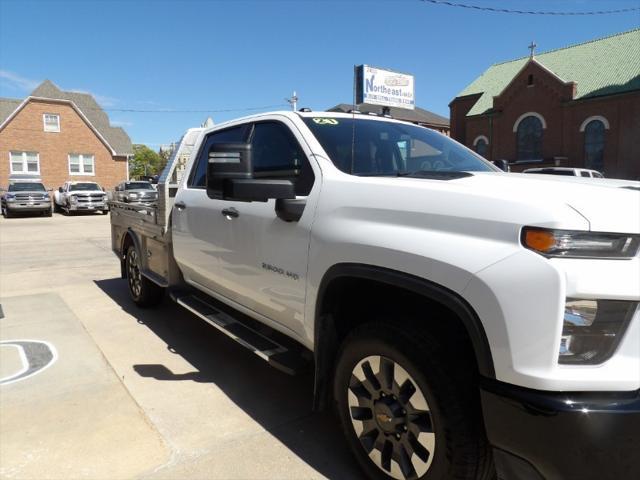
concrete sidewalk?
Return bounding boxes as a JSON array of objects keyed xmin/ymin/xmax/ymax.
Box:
[
  {"xmin": 0, "ymin": 293, "xmax": 167, "ymax": 480},
  {"xmin": 0, "ymin": 213, "xmax": 360, "ymax": 479}
]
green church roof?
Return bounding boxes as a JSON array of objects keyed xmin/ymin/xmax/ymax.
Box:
[{"xmin": 457, "ymin": 28, "xmax": 640, "ymax": 116}]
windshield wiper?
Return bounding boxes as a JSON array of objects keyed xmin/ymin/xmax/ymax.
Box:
[{"xmin": 397, "ymin": 171, "xmax": 474, "ymax": 180}]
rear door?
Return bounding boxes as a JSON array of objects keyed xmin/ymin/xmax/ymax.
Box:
[{"xmin": 172, "ymin": 124, "xmax": 249, "ymax": 293}]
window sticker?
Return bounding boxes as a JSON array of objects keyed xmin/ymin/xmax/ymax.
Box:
[{"xmin": 312, "ymin": 118, "xmax": 339, "ymax": 125}]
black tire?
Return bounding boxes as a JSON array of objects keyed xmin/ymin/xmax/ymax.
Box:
[
  {"xmin": 3, "ymin": 207, "xmax": 13, "ymax": 218},
  {"xmin": 53, "ymin": 202, "xmax": 61, "ymax": 213},
  {"xmin": 125, "ymin": 246, "xmax": 164, "ymax": 307},
  {"xmin": 334, "ymin": 322, "xmax": 493, "ymax": 480},
  {"xmin": 46, "ymin": 208, "xmax": 53, "ymax": 217}
]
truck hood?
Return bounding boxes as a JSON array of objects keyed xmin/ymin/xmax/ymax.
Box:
[
  {"xmin": 380, "ymin": 171, "xmax": 640, "ymax": 234},
  {"xmin": 456, "ymin": 172, "xmax": 640, "ymax": 233}
]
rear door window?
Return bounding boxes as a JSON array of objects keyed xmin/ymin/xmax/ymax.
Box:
[{"xmin": 189, "ymin": 125, "xmax": 248, "ymax": 188}]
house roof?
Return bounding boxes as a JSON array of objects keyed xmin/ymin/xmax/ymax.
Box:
[
  {"xmin": 456, "ymin": 28, "xmax": 640, "ymax": 117},
  {"xmin": 328, "ymin": 103, "xmax": 449, "ymax": 127},
  {"xmin": 0, "ymin": 98, "xmax": 22, "ymax": 124},
  {"xmin": 0, "ymin": 80, "xmax": 133, "ymax": 155}
]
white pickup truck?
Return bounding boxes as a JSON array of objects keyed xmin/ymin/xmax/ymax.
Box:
[{"xmin": 110, "ymin": 111, "xmax": 640, "ymax": 480}]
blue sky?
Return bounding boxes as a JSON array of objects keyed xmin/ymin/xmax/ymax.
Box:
[{"xmin": 1, "ymin": 0, "xmax": 638, "ymax": 147}]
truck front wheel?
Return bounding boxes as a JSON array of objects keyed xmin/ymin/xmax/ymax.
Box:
[
  {"xmin": 125, "ymin": 246, "xmax": 164, "ymax": 307},
  {"xmin": 334, "ymin": 322, "xmax": 493, "ymax": 480}
]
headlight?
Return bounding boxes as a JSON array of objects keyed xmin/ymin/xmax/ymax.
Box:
[
  {"xmin": 128, "ymin": 193, "xmax": 139, "ymax": 199},
  {"xmin": 560, "ymin": 299, "xmax": 637, "ymax": 364},
  {"xmin": 44, "ymin": 193, "xmax": 50, "ymax": 200},
  {"xmin": 5, "ymin": 193, "xmax": 16, "ymax": 201},
  {"xmin": 70, "ymin": 195, "xmax": 78, "ymax": 203},
  {"xmin": 522, "ymin": 227, "xmax": 640, "ymax": 259}
]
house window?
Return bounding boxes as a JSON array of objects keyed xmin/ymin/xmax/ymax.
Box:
[
  {"xmin": 475, "ymin": 138, "xmax": 488, "ymax": 158},
  {"xmin": 43, "ymin": 114, "xmax": 60, "ymax": 132},
  {"xmin": 584, "ymin": 120, "xmax": 605, "ymax": 172},
  {"xmin": 69, "ymin": 154, "xmax": 95, "ymax": 175},
  {"xmin": 516, "ymin": 115, "xmax": 543, "ymax": 161},
  {"xmin": 10, "ymin": 151, "xmax": 40, "ymax": 174}
]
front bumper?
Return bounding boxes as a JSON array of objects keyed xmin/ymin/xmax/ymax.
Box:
[
  {"xmin": 6, "ymin": 201, "xmax": 51, "ymax": 212},
  {"xmin": 481, "ymin": 379, "xmax": 640, "ymax": 480},
  {"xmin": 69, "ymin": 202, "xmax": 108, "ymax": 211}
]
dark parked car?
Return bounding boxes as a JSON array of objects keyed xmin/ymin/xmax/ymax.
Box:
[
  {"xmin": 111, "ymin": 181, "xmax": 158, "ymax": 205},
  {"xmin": 1, "ymin": 181, "xmax": 52, "ymax": 218}
]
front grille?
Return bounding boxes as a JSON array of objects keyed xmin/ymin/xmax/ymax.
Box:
[
  {"xmin": 15, "ymin": 194, "xmax": 47, "ymax": 201},
  {"xmin": 75, "ymin": 194, "xmax": 105, "ymax": 203}
]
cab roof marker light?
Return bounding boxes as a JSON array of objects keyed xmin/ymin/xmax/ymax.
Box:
[{"xmin": 521, "ymin": 227, "xmax": 640, "ymax": 259}]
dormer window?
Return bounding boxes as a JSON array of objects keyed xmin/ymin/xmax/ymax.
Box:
[{"xmin": 43, "ymin": 113, "xmax": 60, "ymax": 132}]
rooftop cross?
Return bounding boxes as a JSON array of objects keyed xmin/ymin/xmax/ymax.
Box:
[{"xmin": 528, "ymin": 41, "xmax": 537, "ymax": 59}]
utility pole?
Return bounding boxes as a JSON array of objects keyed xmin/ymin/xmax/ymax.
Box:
[{"xmin": 286, "ymin": 91, "xmax": 298, "ymax": 111}]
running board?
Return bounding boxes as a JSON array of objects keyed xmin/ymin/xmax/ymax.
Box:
[{"xmin": 173, "ymin": 292, "xmax": 308, "ymax": 375}]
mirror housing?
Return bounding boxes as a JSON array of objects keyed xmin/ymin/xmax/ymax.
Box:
[
  {"xmin": 206, "ymin": 142, "xmax": 253, "ymax": 200},
  {"xmin": 206, "ymin": 142, "xmax": 296, "ymax": 202},
  {"xmin": 226, "ymin": 179, "xmax": 296, "ymax": 202}
]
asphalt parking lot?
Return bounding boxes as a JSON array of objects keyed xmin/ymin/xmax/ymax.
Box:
[{"xmin": 0, "ymin": 211, "xmax": 361, "ymax": 479}]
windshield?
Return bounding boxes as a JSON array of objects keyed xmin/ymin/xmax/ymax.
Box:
[
  {"xmin": 8, "ymin": 183, "xmax": 46, "ymax": 192},
  {"xmin": 69, "ymin": 183, "xmax": 102, "ymax": 191},
  {"xmin": 125, "ymin": 182, "xmax": 154, "ymax": 190},
  {"xmin": 303, "ymin": 117, "xmax": 496, "ymax": 176}
]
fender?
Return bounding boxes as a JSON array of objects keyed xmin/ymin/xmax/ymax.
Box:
[
  {"xmin": 312, "ymin": 263, "xmax": 495, "ymax": 409},
  {"xmin": 119, "ymin": 228, "xmax": 143, "ymax": 278}
]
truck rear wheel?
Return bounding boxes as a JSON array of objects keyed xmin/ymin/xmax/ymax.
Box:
[
  {"xmin": 333, "ymin": 322, "xmax": 493, "ymax": 480},
  {"xmin": 125, "ymin": 246, "xmax": 164, "ymax": 307}
]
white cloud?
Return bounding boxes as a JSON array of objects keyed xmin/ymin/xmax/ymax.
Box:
[{"xmin": 0, "ymin": 70, "xmax": 41, "ymax": 91}]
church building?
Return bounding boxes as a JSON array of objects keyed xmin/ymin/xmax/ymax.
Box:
[{"xmin": 449, "ymin": 29, "xmax": 640, "ymax": 180}]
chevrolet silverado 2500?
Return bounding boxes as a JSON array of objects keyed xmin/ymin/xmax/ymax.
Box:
[
  {"xmin": 110, "ymin": 112, "xmax": 640, "ymax": 480},
  {"xmin": 54, "ymin": 181, "xmax": 108, "ymax": 214}
]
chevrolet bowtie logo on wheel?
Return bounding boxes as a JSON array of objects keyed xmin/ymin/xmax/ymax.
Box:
[
  {"xmin": 376, "ymin": 413, "xmax": 392, "ymax": 423},
  {"xmin": 0, "ymin": 340, "xmax": 57, "ymax": 386}
]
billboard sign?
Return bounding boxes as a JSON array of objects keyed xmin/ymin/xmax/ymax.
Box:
[{"xmin": 355, "ymin": 65, "xmax": 415, "ymax": 110}]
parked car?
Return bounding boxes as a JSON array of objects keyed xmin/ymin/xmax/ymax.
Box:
[
  {"xmin": 111, "ymin": 181, "xmax": 158, "ymax": 205},
  {"xmin": 111, "ymin": 114, "xmax": 640, "ymax": 480},
  {"xmin": 1, "ymin": 180, "xmax": 52, "ymax": 218},
  {"xmin": 523, "ymin": 167, "xmax": 604, "ymax": 178},
  {"xmin": 54, "ymin": 181, "xmax": 108, "ymax": 215}
]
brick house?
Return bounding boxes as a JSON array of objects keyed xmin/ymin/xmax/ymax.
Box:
[
  {"xmin": 449, "ymin": 29, "xmax": 640, "ymax": 180},
  {"xmin": 0, "ymin": 80, "xmax": 132, "ymax": 190},
  {"xmin": 328, "ymin": 103, "xmax": 450, "ymax": 135}
]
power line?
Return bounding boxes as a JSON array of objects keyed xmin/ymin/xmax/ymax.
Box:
[
  {"xmin": 100, "ymin": 103, "xmax": 289, "ymax": 113},
  {"xmin": 419, "ymin": 0, "xmax": 640, "ymax": 15}
]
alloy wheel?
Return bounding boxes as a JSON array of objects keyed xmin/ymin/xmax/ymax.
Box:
[
  {"xmin": 348, "ymin": 355, "xmax": 435, "ymax": 480},
  {"xmin": 127, "ymin": 249, "xmax": 142, "ymax": 298}
]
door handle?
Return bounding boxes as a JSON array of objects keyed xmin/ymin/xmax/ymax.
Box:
[
  {"xmin": 221, "ymin": 207, "xmax": 239, "ymax": 219},
  {"xmin": 175, "ymin": 201, "xmax": 187, "ymax": 210}
]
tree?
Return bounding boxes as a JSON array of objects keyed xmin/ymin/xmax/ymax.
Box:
[
  {"xmin": 157, "ymin": 144, "xmax": 174, "ymax": 174},
  {"xmin": 129, "ymin": 144, "xmax": 162, "ymax": 179}
]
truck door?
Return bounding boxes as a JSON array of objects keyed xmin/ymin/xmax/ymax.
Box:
[
  {"xmin": 173, "ymin": 118, "xmax": 319, "ymax": 340},
  {"xmin": 172, "ymin": 124, "xmax": 249, "ymax": 293}
]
